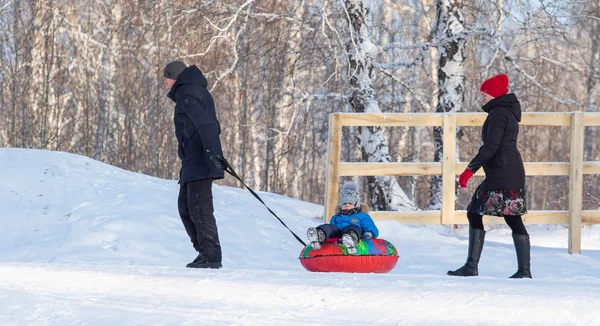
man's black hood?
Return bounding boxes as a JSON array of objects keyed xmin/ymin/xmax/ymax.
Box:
[
  {"xmin": 482, "ymin": 93, "xmax": 521, "ymax": 122},
  {"xmin": 167, "ymin": 65, "xmax": 208, "ymax": 101}
]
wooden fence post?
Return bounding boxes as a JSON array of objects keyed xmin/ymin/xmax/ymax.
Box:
[
  {"xmin": 569, "ymin": 112, "xmax": 584, "ymax": 254},
  {"xmin": 319, "ymin": 112, "xmax": 599, "ymax": 254},
  {"xmin": 324, "ymin": 113, "xmax": 343, "ymax": 222},
  {"xmin": 442, "ymin": 113, "xmax": 457, "ymax": 224}
]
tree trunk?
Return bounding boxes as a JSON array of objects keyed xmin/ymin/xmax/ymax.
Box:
[
  {"xmin": 346, "ymin": 0, "xmax": 416, "ymax": 211},
  {"xmin": 274, "ymin": 1, "xmax": 305, "ymax": 198},
  {"xmin": 584, "ymin": 2, "xmax": 599, "ymax": 161},
  {"xmin": 429, "ymin": 0, "xmax": 466, "ymax": 210}
]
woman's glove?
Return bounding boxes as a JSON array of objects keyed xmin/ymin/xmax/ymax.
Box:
[{"xmin": 458, "ymin": 169, "xmax": 474, "ymax": 188}]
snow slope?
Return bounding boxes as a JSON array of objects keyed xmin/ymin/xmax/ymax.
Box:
[{"xmin": 1, "ymin": 148, "xmax": 600, "ymax": 325}]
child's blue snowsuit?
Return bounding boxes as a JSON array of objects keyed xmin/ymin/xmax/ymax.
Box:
[{"xmin": 318, "ymin": 211, "xmax": 379, "ymax": 239}]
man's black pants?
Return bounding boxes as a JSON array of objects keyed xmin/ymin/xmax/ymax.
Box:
[{"xmin": 178, "ymin": 179, "xmax": 222, "ymax": 263}]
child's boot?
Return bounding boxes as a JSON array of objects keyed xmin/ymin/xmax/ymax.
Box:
[
  {"xmin": 342, "ymin": 230, "xmax": 359, "ymax": 254},
  {"xmin": 307, "ymin": 227, "xmax": 326, "ymax": 250}
]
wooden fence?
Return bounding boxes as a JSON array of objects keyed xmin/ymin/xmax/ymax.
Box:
[{"xmin": 324, "ymin": 112, "xmax": 600, "ymax": 254}]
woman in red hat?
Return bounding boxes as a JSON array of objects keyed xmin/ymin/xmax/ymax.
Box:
[{"xmin": 447, "ymin": 74, "xmax": 531, "ymax": 279}]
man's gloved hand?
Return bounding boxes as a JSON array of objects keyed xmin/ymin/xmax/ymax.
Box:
[
  {"xmin": 361, "ymin": 232, "xmax": 373, "ymax": 240},
  {"xmin": 210, "ymin": 153, "xmax": 228, "ymax": 171}
]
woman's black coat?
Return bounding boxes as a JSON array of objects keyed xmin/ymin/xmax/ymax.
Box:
[{"xmin": 467, "ymin": 93, "xmax": 526, "ymax": 192}]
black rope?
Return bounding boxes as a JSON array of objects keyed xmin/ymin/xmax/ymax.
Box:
[{"xmin": 223, "ymin": 161, "xmax": 307, "ymax": 247}]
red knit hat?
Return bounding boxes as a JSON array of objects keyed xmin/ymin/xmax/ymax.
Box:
[{"xmin": 480, "ymin": 74, "xmax": 509, "ymax": 98}]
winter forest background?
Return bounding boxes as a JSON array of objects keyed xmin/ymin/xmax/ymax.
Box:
[{"xmin": 0, "ymin": 0, "xmax": 599, "ymax": 213}]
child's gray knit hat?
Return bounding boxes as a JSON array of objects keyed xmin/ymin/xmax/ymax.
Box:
[{"xmin": 339, "ymin": 181, "xmax": 359, "ymax": 207}]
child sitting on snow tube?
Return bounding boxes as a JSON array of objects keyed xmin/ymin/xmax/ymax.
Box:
[{"xmin": 307, "ymin": 181, "xmax": 379, "ymax": 254}]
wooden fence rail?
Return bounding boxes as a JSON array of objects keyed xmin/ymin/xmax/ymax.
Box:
[{"xmin": 324, "ymin": 112, "xmax": 600, "ymax": 254}]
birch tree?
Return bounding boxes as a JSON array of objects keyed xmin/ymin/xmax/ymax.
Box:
[
  {"xmin": 583, "ymin": 1, "xmax": 600, "ymax": 161},
  {"xmin": 2, "ymin": 0, "xmax": 600, "ymax": 210},
  {"xmin": 428, "ymin": 0, "xmax": 465, "ymax": 210},
  {"xmin": 345, "ymin": 0, "xmax": 416, "ymax": 211},
  {"xmin": 271, "ymin": 1, "xmax": 306, "ymax": 197}
]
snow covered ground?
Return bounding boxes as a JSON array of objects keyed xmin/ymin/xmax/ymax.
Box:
[{"xmin": 1, "ymin": 148, "xmax": 600, "ymax": 325}]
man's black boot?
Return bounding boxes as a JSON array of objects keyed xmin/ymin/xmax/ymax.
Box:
[{"xmin": 186, "ymin": 253, "xmax": 204, "ymax": 268}]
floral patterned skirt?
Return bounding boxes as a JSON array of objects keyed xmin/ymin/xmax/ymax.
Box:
[{"xmin": 466, "ymin": 187, "xmax": 527, "ymax": 216}]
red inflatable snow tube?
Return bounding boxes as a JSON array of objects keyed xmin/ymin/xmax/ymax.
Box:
[{"xmin": 299, "ymin": 238, "xmax": 398, "ymax": 273}]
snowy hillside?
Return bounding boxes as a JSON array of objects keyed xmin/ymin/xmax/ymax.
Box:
[
  {"xmin": 2, "ymin": 148, "xmax": 600, "ymax": 325},
  {"xmin": 0, "ymin": 148, "xmax": 324, "ymax": 269}
]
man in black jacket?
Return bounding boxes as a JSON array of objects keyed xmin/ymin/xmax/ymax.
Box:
[{"xmin": 164, "ymin": 60, "xmax": 228, "ymax": 269}]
